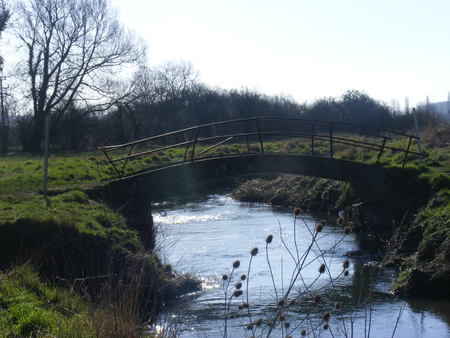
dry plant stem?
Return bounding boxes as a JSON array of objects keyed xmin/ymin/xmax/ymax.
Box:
[
  {"xmin": 328, "ymin": 322, "xmax": 336, "ymax": 338},
  {"xmin": 294, "ymin": 215, "xmax": 300, "ymax": 262},
  {"xmin": 223, "ymin": 293, "xmax": 235, "ymax": 338},
  {"xmin": 266, "ymin": 231, "xmax": 318, "ymax": 337},
  {"xmin": 285, "ymin": 302, "xmax": 316, "ymax": 336},
  {"xmin": 246, "ymin": 255, "xmax": 255, "ymax": 336},
  {"xmin": 223, "ymin": 266, "xmax": 236, "ymax": 337},
  {"xmin": 390, "ymin": 302, "xmax": 405, "ymax": 338},
  {"xmin": 265, "ymin": 243, "xmax": 278, "ymax": 301},
  {"xmin": 278, "ymin": 219, "xmax": 297, "ymax": 264}
]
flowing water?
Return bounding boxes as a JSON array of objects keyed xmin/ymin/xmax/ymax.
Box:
[{"xmin": 154, "ymin": 194, "xmax": 450, "ymax": 337}]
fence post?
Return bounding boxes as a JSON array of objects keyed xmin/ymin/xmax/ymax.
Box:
[
  {"xmin": 256, "ymin": 118, "xmax": 265, "ymax": 154},
  {"xmin": 402, "ymin": 136, "xmax": 413, "ymax": 168},
  {"xmin": 311, "ymin": 123, "xmax": 315, "ymax": 156},
  {"xmin": 191, "ymin": 128, "xmax": 200, "ymax": 162},
  {"xmin": 102, "ymin": 149, "xmax": 122, "ymax": 179},
  {"xmin": 377, "ymin": 137, "xmax": 387, "ymax": 160},
  {"xmin": 120, "ymin": 144, "xmax": 135, "ymax": 177},
  {"xmin": 329, "ymin": 122, "xmax": 334, "ymax": 159},
  {"xmin": 184, "ymin": 131, "xmax": 195, "ymax": 161}
]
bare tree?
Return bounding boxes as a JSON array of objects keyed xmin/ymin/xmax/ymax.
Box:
[
  {"xmin": 15, "ymin": 0, "xmax": 145, "ymax": 152},
  {"xmin": 0, "ymin": 0, "xmax": 10, "ymax": 68},
  {"xmin": 119, "ymin": 62, "xmax": 197, "ymax": 137},
  {"xmin": 0, "ymin": 0, "xmax": 10, "ymax": 153},
  {"xmin": 151, "ymin": 61, "xmax": 197, "ymax": 132}
]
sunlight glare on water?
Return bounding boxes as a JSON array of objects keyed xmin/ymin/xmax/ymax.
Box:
[{"xmin": 154, "ymin": 194, "xmax": 450, "ymax": 337}]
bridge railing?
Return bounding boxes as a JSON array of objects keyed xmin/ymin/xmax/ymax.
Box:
[{"xmin": 99, "ymin": 117, "xmax": 424, "ymax": 179}]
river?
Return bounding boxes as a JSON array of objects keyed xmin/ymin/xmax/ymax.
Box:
[{"xmin": 153, "ymin": 194, "xmax": 450, "ymax": 337}]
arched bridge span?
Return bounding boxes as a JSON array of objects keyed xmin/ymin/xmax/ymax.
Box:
[{"xmin": 99, "ymin": 117, "xmax": 423, "ymax": 200}]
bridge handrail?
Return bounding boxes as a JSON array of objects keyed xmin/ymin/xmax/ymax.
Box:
[
  {"xmin": 99, "ymin": 117, "xmax": 418, "ymax": 151},
  {"xmin": 98, "ymin": 117, "xmax": 424, "ymax": 179},
  {"xmin": 107, "ymin": 131, "xmax": 422, "ymax": 164}
]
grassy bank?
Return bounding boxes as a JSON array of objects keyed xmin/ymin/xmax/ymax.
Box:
[{"xmin": 0, "ymin": 151, "xmax": 199, "ymax": 335}]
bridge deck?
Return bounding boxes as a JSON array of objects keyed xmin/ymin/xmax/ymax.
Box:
[{"xmin": 99, "ymin": 117, "xmax": 427, "ymax": 201}]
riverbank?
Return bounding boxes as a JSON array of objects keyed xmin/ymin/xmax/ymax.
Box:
[
  {"xmin": 0, "ymin": 153, "xmax": 200, "ymax": 336},
  {"xmin": 231, "ymin": 166, "xmax": 450, "ymax": 299}
]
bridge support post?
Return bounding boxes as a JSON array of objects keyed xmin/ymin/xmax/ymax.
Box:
[
  {"xmin": 329, "ymin": 122, "xmax": 334, "ymax": 159},
  {"xmin": 256, "ymin": 119, "xmax": 264, "ymax": 154}
]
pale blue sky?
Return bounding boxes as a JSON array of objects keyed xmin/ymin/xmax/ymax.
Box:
[{"xmin": 112, "ymin": 0, "xmax": 450, "ymax": 107}]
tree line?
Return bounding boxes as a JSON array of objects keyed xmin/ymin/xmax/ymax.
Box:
[{"xmin": 0, "ymin": 0, "xmax": 445, "ymax": 153}]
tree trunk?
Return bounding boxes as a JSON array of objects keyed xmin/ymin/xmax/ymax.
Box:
[{"xmin": 24, "ymin": 114, "xmax": 44, "ymax": 152}]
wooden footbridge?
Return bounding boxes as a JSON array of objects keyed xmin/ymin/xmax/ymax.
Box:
[{"xmin": 99, "ymin": 117, "xmax": 423, "ymax": 201}]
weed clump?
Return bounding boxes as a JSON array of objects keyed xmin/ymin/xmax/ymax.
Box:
[{"xmin": 219, "ymin": 212, "xmax": 360, "ymax": 337}]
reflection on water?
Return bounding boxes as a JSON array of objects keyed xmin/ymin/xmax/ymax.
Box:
[{"xmin": 155, "ymin": 194, "xmax": 450, "ymax": 337}]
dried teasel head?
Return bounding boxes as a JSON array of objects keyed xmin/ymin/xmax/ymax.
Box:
[
  {"xmin": 250, "ymin": 247, "xmax": 259, "ymax": 256},
  {"xmin": 321, "ymin": 190, "xmax": 330, "ymax": 200},
  {"xmin": 240, "ymin": 274, "xmax": 246, "ymax": 280},
  {"xmin": 301, "ymin": 329, "xmax": 307, "ymax": 336},
  {"xmin": 222, "ymin": 274, "xmax": 228, "ymax": 281},
  {"xmin": 343, "ymin": 259, "xmax": 350, "ymax": 269},
  {"xmin": 319, "ymin": 263, "xmax": 326, "ymax": 274},
  {"xmin": 266, "ymin": 234, "xmax": 273, "ymax": 244},
  {"xmin": 316, "ymin": 219, "xmax": 326, "ymax": 232},
  {"xmin": 294, "ymin": 207, "xmax": 301, "ymax": 216},
  {"xmin": 233, "ymin": 290, "xmax": 243, "ymax": 297},
  {"xmin": 235, "ymin": 282, "xmax": 242, "ymax": 289},
  {"xmin": 322, "ymin": 311, "xmax": 331, "ymax": 322},
  {"xmin": 233, "ymin": 260, "xmax": 240, "ymax": 269}
]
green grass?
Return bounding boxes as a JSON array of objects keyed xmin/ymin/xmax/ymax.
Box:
[
  {"xmin": 0, "ymin": 265, "xmax": 95, "ymax": 337},
  {"xmin": 0, "ymin": 190, "xmax": 141, "ymax": 250},
  {"xmin": 0, "ymin": 132, "xmax": 431, "ymax": 196},
  {"xmin": 0, "ymin": 190, "xmax": 180, "ymax": 336}
]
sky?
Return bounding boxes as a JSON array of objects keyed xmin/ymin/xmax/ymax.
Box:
[{"xmin": 111, "ymin": 0, "xmax": 450, "ymax": 108}]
